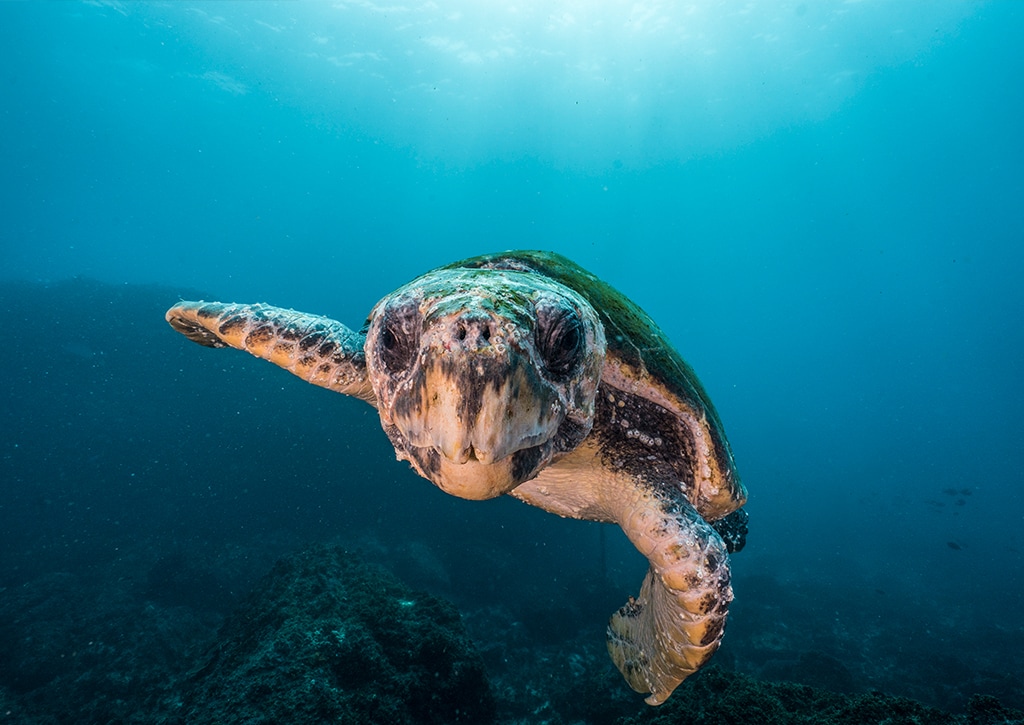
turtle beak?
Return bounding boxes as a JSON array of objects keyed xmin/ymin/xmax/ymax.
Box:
[
  {"xmin": 382, "ymin": 309, "xmax": 565, "ymax": 499},
  {"xmin": 429, "ymin": 312, "xmax": 557, "ymax": 460},
  {"xmin": 425, "ymin": 348, "xmax": 558, "ymax": 466}
]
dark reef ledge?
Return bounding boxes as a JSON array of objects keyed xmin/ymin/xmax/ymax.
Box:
[
  {"xmin": 117, "ymin": 541, "xmax": 1024, "ymax": 725},
  {"xmin": 0, "ymin": 541, "xmax": 1021, "ymax": 724},
  {"xmin": 171, "ymin": 544, "xmax": 496, "ymax": 724}
]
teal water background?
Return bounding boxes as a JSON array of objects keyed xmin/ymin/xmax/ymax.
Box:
[{"xmin": 2, "ymin": 0, "xmax": 1022, "ymax": 708}]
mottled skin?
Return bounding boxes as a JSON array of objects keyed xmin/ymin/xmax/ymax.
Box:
[{"xmin": 166, "ymin": 250, "xmax": 747, "ymax": 705}]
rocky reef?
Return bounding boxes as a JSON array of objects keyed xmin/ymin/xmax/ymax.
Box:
[
  {"xmin": 618, "ymin": 666, "xmax": 1023, "ymax": 725},
  {"xmin": 1, "ymin": 541, "xmax": 1022, "ymax": 725},
  {"xmin": 172, "ymin": 544, "xmax": 495, "ymax": 724}
]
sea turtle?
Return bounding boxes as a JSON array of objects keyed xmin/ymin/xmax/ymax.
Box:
[{"xmin": 166, "ymin": 250, "xmax": 748, "ymax": 705}]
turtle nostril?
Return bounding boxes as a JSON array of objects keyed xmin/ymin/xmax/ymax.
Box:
[{"xmin": 450, "ymin": 315, "xmax": 497, "ymax": 350}]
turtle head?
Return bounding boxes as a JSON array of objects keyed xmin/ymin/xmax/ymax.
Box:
[{"xmin": 364, "ymin": 268, "xmax": 605, "ymax": 500}]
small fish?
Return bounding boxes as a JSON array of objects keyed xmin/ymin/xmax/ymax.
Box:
[{"xmin": 947, "ymin": 541, "xmax": 962, "ymax": 551}]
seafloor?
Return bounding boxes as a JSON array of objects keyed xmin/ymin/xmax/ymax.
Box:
[
  {"xmin": 0, "ymin": 539, "xmax": 1021, "ymax": 725},
  {"xmin": 1, "ymin": 279, "xmax": 1021, "ymax": 724}
]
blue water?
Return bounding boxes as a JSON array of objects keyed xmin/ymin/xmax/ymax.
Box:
[{"xmin": 2, "ymin": 1, "xmax": 1022, "ymax": 720}]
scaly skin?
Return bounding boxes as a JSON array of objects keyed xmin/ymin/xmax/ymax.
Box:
[
  {"xmin": 361, "ymin": 269, "xmax": 605, "ymax": 499},
  {"xmin": 610, "ymin": 496, "xmax": 731, "ymax": 705},
  {"xmin": 166, "ymin": 301, "xmax": 375, "ymax": 403},
  {"xmin": 514, "ymin": 436, "xmax": 733, "ymax": 705}
]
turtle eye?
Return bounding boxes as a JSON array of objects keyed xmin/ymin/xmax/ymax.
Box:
[
  {"xmin": 537, "ymin": 306, "xmax": 584, "ymax": 379},
  {"xmin": 378, "ymin": 302, "xmax": 421, "ymax": 372}
]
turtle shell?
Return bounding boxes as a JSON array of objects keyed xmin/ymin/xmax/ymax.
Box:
[{"xmin": 451, "ymin": 250, "xmax": 744, "ymax": 514}]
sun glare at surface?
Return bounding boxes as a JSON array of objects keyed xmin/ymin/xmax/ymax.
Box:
[{"xmin": 74, "ymin": 0, "xmax": 982, "ymax": 167}]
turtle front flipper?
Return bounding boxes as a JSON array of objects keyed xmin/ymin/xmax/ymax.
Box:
[
  {"xmin": 609, "ymin": 493, "xmax": 732, "ymax": 705},
  {"xmin": 515, "ymin": 460, "xmax": 734, "ymax": 706},
  {"xmin": 166, "ymin": 301, "xmax": 375, "ymax": 404}
]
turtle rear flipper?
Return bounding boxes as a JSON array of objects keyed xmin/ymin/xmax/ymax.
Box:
[{"xmin": 166, "ymin": 301, "xmax": 375, "ymax": 404}]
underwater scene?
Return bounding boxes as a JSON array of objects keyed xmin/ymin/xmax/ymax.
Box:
[{"xmin": 1, "ymin": 2, "xmax": 1022, "ymax": 724}]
